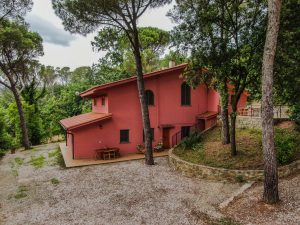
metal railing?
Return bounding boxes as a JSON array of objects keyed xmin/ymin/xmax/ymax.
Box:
[
  {"xmin": 237, "ymin": 105, "xmax": 289, "ymax": 118},
  {"xmin": 171, "ymin": 124, "xmax": 201, "ymax": 147}
]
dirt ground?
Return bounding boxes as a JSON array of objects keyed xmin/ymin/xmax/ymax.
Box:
[
  {"xmin": 0, "ymin": 143, "xmax": 241, "ymax": 225},
  {"xmin": 224, "ymin": 173, "xmax": 300, "ymax": 225}
]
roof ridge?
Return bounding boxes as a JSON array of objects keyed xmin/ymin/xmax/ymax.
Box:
[{"xmin": 80, "ymin": 63, "xmax": 188, "ymax": 97}]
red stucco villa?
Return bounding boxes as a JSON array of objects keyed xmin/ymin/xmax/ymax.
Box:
[{"xmin": 60, "ymin": 63, "xmax": 247, "ymax": 160}]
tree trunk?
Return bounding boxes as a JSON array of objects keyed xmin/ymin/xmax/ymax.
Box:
[
  {"xmin": 221, "ymin": 104, "xmax": 230, "ymax": 144},
  {"xmin": 11, "ymin": 85, "xmax": 31, "ymax": 149},
  {"xmin": 261, "ymin": 0, "xmax": 282, "ymax": 204},
  {"xmin": 132, "ymin": 26, "xmax": 154, "ymax": 165},
  {"xmin": 220, "ymin": 80, "xmax": 230, "ymax": 144},
  {"xmin": 230, "ymin": 112, "xmax": 237, "ymax": 156}
]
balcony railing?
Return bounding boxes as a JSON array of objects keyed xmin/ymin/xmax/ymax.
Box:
[{"xmin": 237, "ymin": 105, "xmax": 289, "ymax": 118}]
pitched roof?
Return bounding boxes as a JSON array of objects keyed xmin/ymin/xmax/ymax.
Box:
[
  {"xmin": 80, "ymin": 63, "xmax": 188, "ymax": 98},
  {"xmin": 60, "ymin": 112, "xmax": 112, "ymax": 130}
]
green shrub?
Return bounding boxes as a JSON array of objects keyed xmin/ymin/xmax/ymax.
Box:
[
  {"xmin": 0, "ymin": 149, "xmax": 6, "ymax": 158},
  {"xmin": 178, "ymin": 132, "xmax": 202, "ymax": 150},
  {"xmin": 275, "ymin": 128, "xmax": 297, "ymax": 165},
  {"xmin": 235, "ymin": 175, "xmax": 246, "ymax": 183},
  {"xmin": 290, "ymin": 105, "xmax": 300, "ymax": 126}
]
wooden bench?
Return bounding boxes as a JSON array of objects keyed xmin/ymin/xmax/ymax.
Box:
[{"xmin": 96, "ymin": 148, "xmax": 120, "ymax": 160}]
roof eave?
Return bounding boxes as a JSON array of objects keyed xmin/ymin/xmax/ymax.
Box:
[
  {"xmin": 59, "ymin": 114, "xmax": 112, "ymax": 131},
  {"xmin": 80, "ymin": 64, "xmax": 188, "ymax": 98}
]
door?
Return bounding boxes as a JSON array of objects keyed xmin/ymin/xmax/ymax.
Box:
[
  {"xmin": 198, "ymin": 119, "xmax": 205, "ymax": 131},
  {"xmin": 162, "ymin": 128, "xmax": 170, "ymax": 149}
]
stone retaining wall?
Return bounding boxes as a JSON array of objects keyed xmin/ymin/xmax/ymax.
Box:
[
  {"xmin": 169, "ymin": 148, "xmax": 300, "ymax": 182},
  {"xmin": 236, "ymin": 116, "xmax": 262, "ymax": 129}
]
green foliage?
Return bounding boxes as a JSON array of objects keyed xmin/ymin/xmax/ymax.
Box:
[
  {"xmin": 0, "ymin": 149, "xmax": 6, "ymax": 158},
  {"xmin": 0, "ymin": 0, "xmax": 32, "ymax": 22},
  {"xmin": 0, "ymin": 106, "xmax": 13, "ymax": 150},
  {"xmin": 5, "ymin": 100, "xmax": 45, "ymax": 146},
  {"xmin": 235, "ymin": 175, "xmax": 246, "ymax": 183},
  {"xmin": 92, "ymin": 26, "xmax": 171, "ymax": 76},
  {"xmin": 275, "ymin": 128, "xmax": 299, "ymax": 165},
  {"xmin": 49, "ymin": 148, "xmax": 65, "ymax": 167},
  {"xmin": 169, "ymin": 0, "xmax": 267, "ymax": 155},
  {"xmin": 274, "ymin": 0, "xmax": 300, "ymax": 108},
  {"xmin": 160, "ymin": 50, "xmax": 187, "ymax": 68},
  {"xmin": 51, "ymin": 178, "xmax": 60, "ymax": 185},
  {"xmin": 14, "ymin": 185, "xmax": 28, "ymax": 199},
  {"xmin": 290, "ymin": 105, "xmax": 300, "ymax": 126},
  {"xmin": 14, "ymin": 157, "xmax": 24, "ymax": 166},
  {"xmin": 178, "ymin": 132, "xmax": 202, "ymax": 150},
  {"xmin": 29, "ymin": 155, "xmax": 45, "ymax": 168}
]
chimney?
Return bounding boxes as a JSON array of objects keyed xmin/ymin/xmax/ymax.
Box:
[{"xmin": 169, "ymin": 61, "xmax": 176, "ymax": 68}]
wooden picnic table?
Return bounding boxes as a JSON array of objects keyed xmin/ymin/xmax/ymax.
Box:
[{"xmin": 95, "ymin": 148, "xmax": 120, "ymax": 160}]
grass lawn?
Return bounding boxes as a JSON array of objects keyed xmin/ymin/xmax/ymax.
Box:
[{"xmin": 173, "ymin": 124, "xmax": 300, "ymax": 170}]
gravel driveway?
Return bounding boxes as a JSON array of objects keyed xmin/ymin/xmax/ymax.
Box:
[{"xmin": 0, "ymin": 143, "xmax": 241, "ymax": 225}]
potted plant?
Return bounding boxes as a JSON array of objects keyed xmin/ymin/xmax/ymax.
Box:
[
  {"xmin": 136, "ymin": 144, "xmax": 145, "ymax": 154},
  {"xmin": 153, "ymin": 141, "xmax": 164, "ymax": 152}
]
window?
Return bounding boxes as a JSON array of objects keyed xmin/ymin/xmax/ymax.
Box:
[
  {"xmin": 145, "ymin": 90, "xmax": 154, "ymax": 106},
  {"xmin": 181, "ymin": 82, "xmax": 191, "ymax": 105},
  {"xmin": 101, "ymin": 97, "xmax": 105, "ymax": 106},
  {"xmin": 181, "ymin": 126, "xmax": 190, "ymax": 139},
  {"xmin": 120, "ymin": 130, "xmax": 129, "ymax": 143},
  {"xmin": 93, "ymin": 98, "xmax": 97, "ymax": 106},
  {"xmin": 143, "ymin": 128, "xmax": 154, "ymax": 142}
]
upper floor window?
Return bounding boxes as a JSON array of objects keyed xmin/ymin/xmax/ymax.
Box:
[
  {"xmin": 101, "ymin": 97, "xmax": 105, "ymax": 106},
  {"xmin": 145, "ymin": 90, "xmax": 154, "ymax": 106},
  {"xmin": 93, "ymin": 98, "xmax": 97, "ymax": 106},
  {"xmin": 181, "ymin": 82, "xmax": 191, "ymax": 105}
]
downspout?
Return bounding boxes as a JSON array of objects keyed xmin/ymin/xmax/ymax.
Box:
[
  {"xmin": 60, "ymin": 122, "xmax": 75, "ymax": 160},
  {"xmin": 67, "ymin": 131, "xmax": 75, "ymax": 160}
]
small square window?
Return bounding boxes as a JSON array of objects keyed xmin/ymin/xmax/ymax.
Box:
[
  {"xmin": 120, "ymin": 129, "xmax": 129, "ymax": 143},
  {"xmin": 101, "ymin": 97, "xmax": 105, "ymax": 106}
]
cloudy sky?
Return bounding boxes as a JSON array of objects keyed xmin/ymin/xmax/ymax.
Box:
[{"xmin": 25, "ymin": 0, "xmax": 175, "ymax": 70}]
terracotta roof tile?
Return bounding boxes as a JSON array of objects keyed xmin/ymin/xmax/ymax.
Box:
[{"xmin": 60, "ymin": 112, "xmax": 112, "ymax": 130}]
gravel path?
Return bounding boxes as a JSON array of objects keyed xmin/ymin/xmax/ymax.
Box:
[
  {"xmin": 224, "ymin": 174, "xmax": 300, "ymax": 225},
  {"xmin": 0, "ymin": 143, "xmax": 241, "ymax": 225}
]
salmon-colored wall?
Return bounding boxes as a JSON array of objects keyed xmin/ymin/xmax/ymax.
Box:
[
  {"xmin": 207, "ymin": 89, "xmax": 220, "ymax": 112},
  {"xmin": 69, "ymin": 69, "xmax": 248, "ymax": 159},
  {"xmin": 92, "ymin": 96, "xmax": 109, "ymax": 113},
  {"xmin": 70, "ymin": 70, "xmax": 217, "ymax": 159}
]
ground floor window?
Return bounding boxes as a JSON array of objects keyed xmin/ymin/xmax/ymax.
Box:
[
  {"xmin": 181, "ymin": 126, "xmax": 190, "ymax": 139},
  {"xmin": 120, "ymin": 129, "xmax": 129, "ymax": 143}
]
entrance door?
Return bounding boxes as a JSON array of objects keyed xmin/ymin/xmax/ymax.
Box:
[
  {"xmin": 198, "ymin": 119, "xmax": 205, "ymax": 131},
  {"xmin": 162, "ymin": 128, "xmax": 170, "ymax": 149}
]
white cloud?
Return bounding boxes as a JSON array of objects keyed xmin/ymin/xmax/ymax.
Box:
[
  {"xmin": 26, "ymin": 14, "xmax": 76, "ymax": 46},
  {"xmin": 27, "ymin": 0, "xmax": 175, "ymax": 69}
]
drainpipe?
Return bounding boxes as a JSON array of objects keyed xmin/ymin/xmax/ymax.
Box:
[
  {"xmin": 60, "ymin": 123, "xmax": 75, "ymax": 160},
  {"xmin": 67, "ymin": 131, "xmax": 75, "ymax": 160}
]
